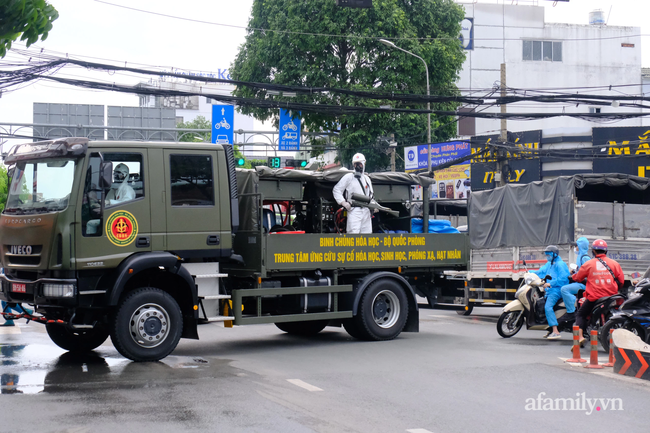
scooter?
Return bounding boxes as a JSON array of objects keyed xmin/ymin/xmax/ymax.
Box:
[
  {"xmin": 600, "ymin": 273, "xmax": 650, "ymax": 352},
  {"xmin": 497, "ymin": 271, "xmax": 625, "ymax": 343}
]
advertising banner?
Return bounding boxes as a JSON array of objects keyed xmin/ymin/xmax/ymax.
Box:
[{"xmin": 405, "ymin": 141, "xmax": 471, "ymax": 199}]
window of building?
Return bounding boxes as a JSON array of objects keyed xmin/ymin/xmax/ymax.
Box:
[
  {"xmin": 523, "ymin": 40, "xmax": 562, "ymax": 62},
  {"xmin": 589, "ymin": 107, "xmax": 601, "ymax": 114},
  {"xmin": 170, "ymin": 155, "xmax": 215, "ymax": 206}
]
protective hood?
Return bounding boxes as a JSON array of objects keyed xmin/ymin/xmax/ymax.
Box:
[{"xmin": 575, "ymin": 236, "xmax": 590, "ymax": 269}]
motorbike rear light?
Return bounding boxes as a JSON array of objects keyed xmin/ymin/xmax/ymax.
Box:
[{"xmin": 42, "ymin": 283, "xmax": 76, "ymax": 298}]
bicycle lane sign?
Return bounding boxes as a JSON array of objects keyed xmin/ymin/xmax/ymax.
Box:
[
  {"xmin": 278, "ymin": 109, "xmax": 301, "ymax": 151},
  {"xmin": 211, "ymin": 104, "xmax": 234, "ymax": 144}
]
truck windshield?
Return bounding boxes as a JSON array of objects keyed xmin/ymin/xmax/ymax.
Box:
[{"xmin": 4, "ymin": 159, "xmax": 76, "ymax": 215}]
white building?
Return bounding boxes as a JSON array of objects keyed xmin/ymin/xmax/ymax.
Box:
[
  {"xmin": 137, "ymin": 77, "xmax": 254, "ymax": 130},
  {"xmin": 456, "ymin": 2, "xmax": 643, "ymax": 138}
]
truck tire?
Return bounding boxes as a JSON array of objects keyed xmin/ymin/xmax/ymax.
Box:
[
  {"xmin": 456, "ymin": 303, "xmax": 473, "ymax": 316},
  {"xmin": 110, "ymin": 287, "xmax": 183, "ymax": 362},
  {"xmin": 46, "ymin": 324, "xmax": 109, "ymax": 352},
  {"xmin": 275, "ymin": 320, "xmax": 329, "ymax": 336},
  {"xmin": 348, "ymin": 279, "xmax": 409, "ymax": 341}
]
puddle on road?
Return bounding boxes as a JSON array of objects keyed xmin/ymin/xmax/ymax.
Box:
[{"xmin": 0, "ymin": 342, "xmax": 236, "ymax": 395}]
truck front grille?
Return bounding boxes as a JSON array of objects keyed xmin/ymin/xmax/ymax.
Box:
[{"xmin": 4, "ymin": 245, "xmax": 42, "ymax": 266}]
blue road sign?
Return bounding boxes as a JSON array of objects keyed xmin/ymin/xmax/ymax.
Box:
[
  {"xmin": 211, "ymin": 105, "xmax": 234, "ymax": 144},
  {"xmin": 278, "ymin": 109, "xmax": 301, "ymax": 151}
]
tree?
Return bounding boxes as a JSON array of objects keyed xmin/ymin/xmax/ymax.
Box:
[
  {"xmin": 230, "ymin": 0, "xmax": 465, "ymax": 172},
  {"xmin": 177, "ymin": 115, "xmax": 212, "ymax": 142},
  {"xmin": 0, "ymin": 0, "xmax": 59, "ymax": 58}
]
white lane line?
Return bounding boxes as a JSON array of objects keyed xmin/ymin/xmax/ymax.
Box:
[
  {"xmin": 407, "ymin": 429, "xmax": 434, "ymax": 433},
  {"xmin": 287, "ymin": 379, "xmax": 323, "ymax": 392},
  {"xmin": 0, "ymin": 326, "xmax": 21, "ymax": 334}
]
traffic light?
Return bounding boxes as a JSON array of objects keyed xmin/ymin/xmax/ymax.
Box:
[
  {"xmin": 236, "ymin": 158, "xmax": 246, "ymax": 166},
  {"xmin": 267, "ymin": 157, "xmax": 281, "ymax": 168},
  {"xmin": 286, "ymin": 159, "xmax": 308, "ymax": 168}
]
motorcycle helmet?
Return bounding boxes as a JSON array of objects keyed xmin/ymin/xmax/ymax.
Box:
[
  {"xmin": 544, "ymin": 245, "xmax": 559, "ymax": 263},
  {"xmin": 592, "ymin": 239, "xmax": 608, "ymax": 253}
]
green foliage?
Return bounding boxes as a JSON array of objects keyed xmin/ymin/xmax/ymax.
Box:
[
  {"xmin": 177, "ymin": 115, "xmax": 212, "ymax": 142},
  {"xmin": 0, "ymin": 165, "xmax": 8, "ymax": 212},
  {"xmin": 0, "ymin": 0, "xmax": 59, "ymax": 58},
  {"xmin": 230, "ymin": 0, "xmax": 466, "ymax": 172}
]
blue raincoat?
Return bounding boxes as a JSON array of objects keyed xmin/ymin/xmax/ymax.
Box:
[
  {"xmin": 560, "ymin": 237, "xmax": 590, "ymax": 314},
  {"xmin": 534, "ymin": 251, "xmax": 570, "ymax": 327}
]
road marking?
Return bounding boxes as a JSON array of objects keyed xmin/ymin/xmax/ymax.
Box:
[
  {"xmin": 287, "ymin": 379, "xmax": 323, "ymax": 392},
  {"xmin": 407, "ymin": 429, "xmax": 434, "ymax": 433},
  {"xmin": 0, "ymin": 326, "xmax": 21, "ymax": 334}
]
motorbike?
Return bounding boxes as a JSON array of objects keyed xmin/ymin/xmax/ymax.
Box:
[
  {"xmin": 497, "ymin": 271, "xmax": 626, "ymax": 345},
  {"xmin": 600, "ymin": 272, "xmax": 650, "ymax": 352}
]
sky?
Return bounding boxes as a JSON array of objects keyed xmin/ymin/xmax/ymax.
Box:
[{"xmin": 1, "ymin": 0, "xmax": 650, "ymax": 134}]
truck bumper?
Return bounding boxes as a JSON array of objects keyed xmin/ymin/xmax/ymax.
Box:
[{"xmin": 0, "ymin": 272, "xmax": 79, "ymax": 307}]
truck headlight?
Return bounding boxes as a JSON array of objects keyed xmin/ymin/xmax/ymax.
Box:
[{"xmin": 42, "ymin": 283, "xmax": 76, "ymax": 298}]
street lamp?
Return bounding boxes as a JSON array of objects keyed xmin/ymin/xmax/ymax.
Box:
[{"xmin": 379, "ymin": 39, "xmax": 431, "ymax": 171}]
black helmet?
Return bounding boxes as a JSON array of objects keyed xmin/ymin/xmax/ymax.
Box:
[{"xmin": 544, "ymin": 245, "xmax": 559, "ymax": 255}]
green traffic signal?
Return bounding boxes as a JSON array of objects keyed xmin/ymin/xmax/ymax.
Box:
[
  {"xmin": 300, "ymin": 160, "xmax": 308, "ymax": 167},
  {"xmin": 237, "ymin": 158, "xmax": 246, "ymax": 166}
]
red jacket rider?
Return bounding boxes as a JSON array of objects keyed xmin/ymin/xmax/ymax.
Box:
[{"xmin": 572, "ymin": 253, "xmax": 623, "ymax": 302}]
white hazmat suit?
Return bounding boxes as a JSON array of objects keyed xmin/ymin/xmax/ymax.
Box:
[
  {"xmin": 332, "ymin": 154, "xmax": 374, "ymax": 234},
  {"xmin": 106, "ymin": 163, "xmax": 135, "ymax": 206}
]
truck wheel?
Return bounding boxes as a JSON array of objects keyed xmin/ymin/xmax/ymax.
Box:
[
  {"xmin": 46, "ymin": 324, "xmax": 109, "ymax": 352},
  {"xmin": 456, "ymin": 303, "xmax": 473, "ymax": 316},
  {"xmin": 275, "ymin": 320, "xmax": 329, "ymax": 336},
  {"xmin": 350, "ymin": 279, "xmax": 409, "ymax": 341},
  {"xmin": 110, "ymin": 287, "xmax": 183, "ymax": 362}
]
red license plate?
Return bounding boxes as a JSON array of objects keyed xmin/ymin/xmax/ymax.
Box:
[{"xmin": 12, "ymin": 283, "xmax": 26, "ymax": 293}]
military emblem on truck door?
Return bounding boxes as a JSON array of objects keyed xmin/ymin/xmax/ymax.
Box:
[{"xmin": 106, "ymin": 210, "xmax": 139, "ymax": 246}]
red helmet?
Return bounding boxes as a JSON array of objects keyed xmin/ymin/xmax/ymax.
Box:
[{"xmin": 592, "ymin": 239, "xmax": 608, "ymax": 251}]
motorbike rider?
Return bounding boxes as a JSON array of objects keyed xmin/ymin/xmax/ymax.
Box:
[
  {"xmin": 558, "ymin": 237, "xmax": 591, "ymax": 323},
  {"xmin": 533, "ymin": 245, "xmax": 570, "ymax": 340},
  {"xmin": 572, "ymin": 239, "xmax": 624, "ymax": 345},
  {"xmin": 332, "ymin": 153, "xmax": 374, "ymax": 234}
]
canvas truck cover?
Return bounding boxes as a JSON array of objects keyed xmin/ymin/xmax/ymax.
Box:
[
  {"xmin": 236, "ymin": 167, "xmax": 437, "ymax": 232},
  {"xmin": 468, "ymin": 173, "xmax": 650, "ymax": 250}
]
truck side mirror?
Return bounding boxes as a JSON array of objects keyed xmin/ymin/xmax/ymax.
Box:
[{"xmin": 100, "ymin": 162, "xmax": 113, "ymax": 190}]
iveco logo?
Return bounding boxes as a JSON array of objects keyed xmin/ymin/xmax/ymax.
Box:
[{"xmin": 10, "ymin": 245, "xmax": 33, "ymax": 255}]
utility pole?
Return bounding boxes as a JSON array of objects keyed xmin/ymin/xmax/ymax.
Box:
[{"xmin": 497, "ymin": 63, "xmax": 508, "ymax": 187}]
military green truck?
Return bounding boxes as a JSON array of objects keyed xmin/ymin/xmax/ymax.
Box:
[{"xmin": 0, "ymin": 138, "xmax": 469, "ymax": 361}]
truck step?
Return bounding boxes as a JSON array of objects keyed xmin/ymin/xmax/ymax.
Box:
[
  {"xmin": 195, "ymin": 273, "xmax": 228, "ymax": 279},
  {"xmin": 199, "ymin": 295, "xmax": 231, "ymax": 300},
  {"xmin": 199, "ymin": 315, "xmax": 235, "ymax": 323}
]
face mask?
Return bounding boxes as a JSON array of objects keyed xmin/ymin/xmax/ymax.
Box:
[
  {"xmin": 574, "ymin": 248, "xmax": 579, "ymax": 254},
  {"xmin": 545, "ymin": 254, "xmax": 553, "ymax": 262}
]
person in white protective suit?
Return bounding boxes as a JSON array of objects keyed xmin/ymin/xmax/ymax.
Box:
[
  {"xmin": 105, "ymin": 163, "xmax": 135, "ymax": 206},
  {"xmin": 332, "ymin": 153, "xmax": 374, "ymax": 234}
]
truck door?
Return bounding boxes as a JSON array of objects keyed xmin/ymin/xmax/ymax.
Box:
[
  {"xmin": 76, "ymin": 150, "xmax": 152, "ymax": 269},
  {"xmin": 163, "ymin": 150, "xmax": 222, "ymax": 257}
]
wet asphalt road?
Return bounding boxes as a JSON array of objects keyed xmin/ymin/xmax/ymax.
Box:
[{"xmin": 1, "ymin": 306, "xmax": 649, "ymax": 433}]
